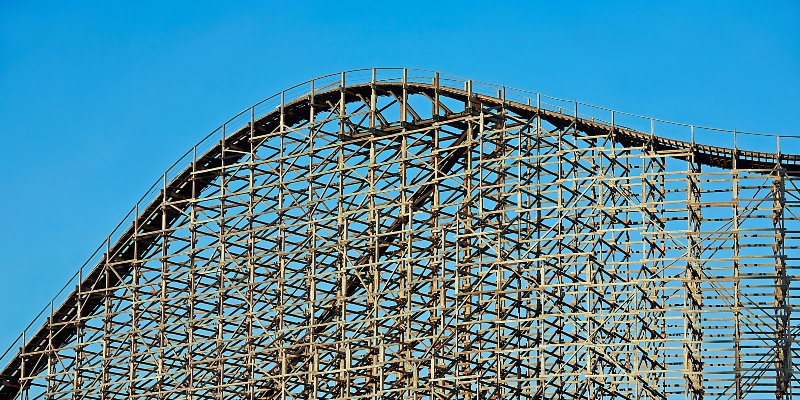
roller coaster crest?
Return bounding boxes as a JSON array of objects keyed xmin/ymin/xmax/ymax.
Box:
[{"xmin": 1, "ymin": 68, "xmax": 798, "ymax": 399}]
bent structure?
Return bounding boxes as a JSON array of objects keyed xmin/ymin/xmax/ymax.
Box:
[{"xmin": 1, "ymin": 68, "xmax": 798, "ymax": 400}]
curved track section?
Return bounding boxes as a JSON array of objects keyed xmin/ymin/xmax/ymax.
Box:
[{"xmin": 1, "ymin": 69, "xmax": 799, "ymax": 399}]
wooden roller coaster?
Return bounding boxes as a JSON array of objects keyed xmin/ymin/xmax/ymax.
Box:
[{"xmin": 1, "ymin": 68, "xmax": 797, "ymax": 399}]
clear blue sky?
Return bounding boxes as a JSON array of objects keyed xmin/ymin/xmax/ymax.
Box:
[{"xmin": 0, "ymin": 1, "xmax": 798, "ymax": 351}]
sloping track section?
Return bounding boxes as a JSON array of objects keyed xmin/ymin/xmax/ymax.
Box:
[{"xmin": 1, "ymin": 68, "xmax": 799, "ymax": 400}]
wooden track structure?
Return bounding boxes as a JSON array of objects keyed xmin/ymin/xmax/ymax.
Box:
[{"xmin": 1, "ymin": 68, "xmax": 798, "ymax": 399}]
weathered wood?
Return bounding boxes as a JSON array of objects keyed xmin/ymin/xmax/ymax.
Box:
[{"xmin": 1, "ymin": 68, "xmax": 797, "ymax": 400}]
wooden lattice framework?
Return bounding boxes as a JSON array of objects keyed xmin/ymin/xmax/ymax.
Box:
[{"xmin": 0, "ymin": 68, "xmax": 798, "ymax": 399}]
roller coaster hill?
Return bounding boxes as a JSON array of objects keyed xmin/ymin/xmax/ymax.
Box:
[{"xmin": 0, "ymin": 68, "xmax": 798, "ymax": 399}]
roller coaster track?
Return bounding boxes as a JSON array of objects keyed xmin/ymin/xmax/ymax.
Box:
[{"xmin": 1, "ymin": 69, "xmax": 797, "ymax": 399}]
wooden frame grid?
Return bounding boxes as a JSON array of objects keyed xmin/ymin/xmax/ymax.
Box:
[{"xmin": 1, "ymin": 68, "xmax": 798, "ymax": 400}]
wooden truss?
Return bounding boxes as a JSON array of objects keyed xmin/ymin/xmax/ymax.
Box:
[{"xmin": 0, "ymin": 68, "xmax": 798, "ymax": 399}]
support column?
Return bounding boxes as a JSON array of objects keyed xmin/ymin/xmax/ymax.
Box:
[
  {"xmin": 773, "ymin": 167, "xmax": 789, "ymax": 399},
  {"xmin": 684, "ymin": 130, "xmax": 704, "ymax": 400}
]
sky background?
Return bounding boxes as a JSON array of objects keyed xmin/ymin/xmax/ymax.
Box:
[{"xmin": 0, "ymin": 1, "xmax": 798, "ymax": 353}]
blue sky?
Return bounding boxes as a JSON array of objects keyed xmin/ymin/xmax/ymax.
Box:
[{"xmin": 0, "ymin": 1, "xmax": 798, "ymax": 351}]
